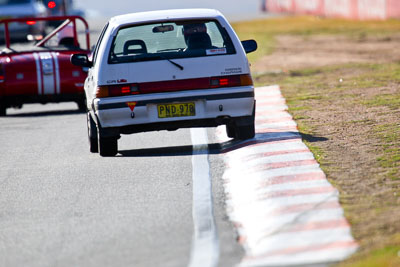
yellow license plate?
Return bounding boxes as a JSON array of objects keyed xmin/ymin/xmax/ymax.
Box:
[{"xmin": 157, "ymin": 102, "xmax": 195, "ymax": 118}]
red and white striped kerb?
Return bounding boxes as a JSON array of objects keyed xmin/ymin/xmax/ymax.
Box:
[{"xmin": 216, "ymin": 85, "xmax": 358, "ymax": 266}]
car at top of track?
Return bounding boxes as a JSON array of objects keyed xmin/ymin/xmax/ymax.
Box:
[
  {"xmin": 0, "ymin": 15, "xmax": 91, "ymax": 115},
  {"xmin": 43, "ymin": 0, "xmax": 85, "ymax": 27},
  {"xmin": 71, "ymin": 9, "xmax": 257, "ymax": 157},
  {"xmin": 43, "ymin": 0, "xmax": 83, "ymax": 16},
  {"xmin": 0, "ymin": 0, "xmax": 48, "ymax": 41}
]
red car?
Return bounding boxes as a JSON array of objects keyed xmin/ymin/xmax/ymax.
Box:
[{"xmin": 0, "ymin": 16, "xmax": 90, "ymax": 116}]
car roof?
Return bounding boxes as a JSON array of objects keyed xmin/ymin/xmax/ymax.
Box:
[{"xmin": 108, "ymin": 9, "xmax": 225, "ymax": 27}]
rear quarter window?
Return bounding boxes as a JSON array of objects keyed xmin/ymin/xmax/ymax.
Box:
[{"xmin": 108, "ymin": 20, "xmax": 236, "ymax": 64}]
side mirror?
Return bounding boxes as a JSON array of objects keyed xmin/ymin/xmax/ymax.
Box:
[
  {"xmin": 71, "ymin": 53, "xmax": 93, "ymax": 68},
  {"xmin": 241, "ymin": 39, "xmax": 257, "ymax": 54}
]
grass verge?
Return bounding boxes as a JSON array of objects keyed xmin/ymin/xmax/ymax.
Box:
[
  {"xmin": 232, "ymin": 16, "xmax": 400, "ymax": 62},
  {"xmin": 233, "ymin": 16, "xmax": 400, "ymax": 266}
]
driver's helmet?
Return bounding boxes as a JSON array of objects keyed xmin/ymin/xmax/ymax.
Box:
[
  {"xmin": 57, "ymin": 25, "xmax": 76, "ymax": 47},
  {"xmin": 182, "ymin": 23, "xmax": 207, "ymax": 44}
]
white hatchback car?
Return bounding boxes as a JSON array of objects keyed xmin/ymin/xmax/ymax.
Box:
[{"xmin": 71, "ymin": 9, "xmax": 257, "ymax": 156}]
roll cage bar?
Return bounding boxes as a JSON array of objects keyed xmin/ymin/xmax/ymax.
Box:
[{"xmin": 0, "ymin": 16, "xmax": 90, "ymax": 50}]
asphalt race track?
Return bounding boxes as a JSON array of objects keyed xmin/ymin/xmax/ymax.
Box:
[{"xmin": 0, "ymin": 102, "xmax": 243, "ymax": 267}]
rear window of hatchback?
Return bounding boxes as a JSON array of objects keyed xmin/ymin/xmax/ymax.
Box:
[{"xmin": 108, "ymin": 19, "xmax": 236, "ymax": 64}]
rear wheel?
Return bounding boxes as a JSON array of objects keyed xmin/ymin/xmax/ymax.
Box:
[
  {"xmin": 87, "ymin": 112, "xmax": 98, "ymax": 153},
  {"xmin": 96, "ymin": 121, "xmax": 119, "ymax": 157},
  {"xmin": 0, "ymin": 101, "xmax": 6, "ymax": 116},
  {"xmin": 234, "ymin": 103, "xmax": 256, "ymax": 140},
  {"xmin": 98, "ymin": 136, "xmax": 118, "ymax": 157},
  {"xmin": 226, "ymin": 124, "xmax": 236, "ymax": 138},
  {"xmin": 235, "ymin": 123, "xmax": 255, "ymax": 140}
]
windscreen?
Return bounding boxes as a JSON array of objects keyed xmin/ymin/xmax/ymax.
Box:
[{"xmin": 108, "ymin": 20, "xmax": 236, "ymax": 64}]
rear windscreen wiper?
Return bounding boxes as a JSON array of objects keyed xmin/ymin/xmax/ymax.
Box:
[
  {"xmin": 140, "ymin": 54, "xmax": 184, "ymax": 70},
  {"xmin": 155, "ymin": 55, "xmax": 184, "ymax": 70}
]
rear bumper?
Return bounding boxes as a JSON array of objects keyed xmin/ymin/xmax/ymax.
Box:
[{"xmin": 92, "ymin": 86, "xmax": 255, "ymax": 136}]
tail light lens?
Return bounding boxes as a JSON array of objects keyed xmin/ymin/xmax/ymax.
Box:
[
  {"xmin": 210, "ymin": 74, "xmax": 253, "ymax": 88},
  {"xmin": 95, "ymin": 74, "xmax": 253, "ymax": 98},
  {"xmin": 0, "ymin": 64, "xmax": 4, "ymax": 83},
  {"xmin": 240, "ymin": 74, "xmax": 254, "ymax": 86},
  {"xmin": 95, "ymin": 86, "xmax": 109, "ymax": 98},
  {"xmin": 96, "ymin": 84, "xmax": 140, "ymax": 98}
]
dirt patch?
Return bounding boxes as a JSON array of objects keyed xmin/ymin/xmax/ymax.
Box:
[
  {"xmin": 252, "ymin": 34, "xmax": 400, "ymax": 73},
  {"xmin": 253, "ymin": 33, "xmax": 400, "ymax": 263}
]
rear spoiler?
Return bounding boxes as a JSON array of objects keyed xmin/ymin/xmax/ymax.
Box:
[{"xmin": 0, "ymin": 16, "xmax": 90, "ymax": 50}]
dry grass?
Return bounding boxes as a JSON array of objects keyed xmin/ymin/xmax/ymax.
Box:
[{"xmin": 233, "ymin": 16, "xmax": 400, "ymax": 266}]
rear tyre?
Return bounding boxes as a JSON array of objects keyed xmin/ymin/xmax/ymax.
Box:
[
  {"xmin": 226, "ymin": 124, "xmax": 236, "ymax": 138},
  {"xmin": 235, "ymin": 103, "xmax": 256, "ymax": 140},
  {"xmin": 0, "ymin": 101, "xmax": 6, "ymax": 116},
  {"xmin": 87, "ymin": 112, "xmax": 98, "ymax": 153},
  {"xmin": 235, "ymin": 123, "xmax": 255, "ymax": 140},
  {"xmin": 98, "ymin": 136, "xmax": 118, "ymax": 157}
]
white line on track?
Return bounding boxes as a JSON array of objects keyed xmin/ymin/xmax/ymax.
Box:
[{"xmin": 188, "ymin": 128, "xmax": 219, "ymax": 267}]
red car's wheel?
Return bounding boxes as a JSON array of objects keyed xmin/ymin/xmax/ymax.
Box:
[
  {"xmin": 0, "ymin": 101, "xmax": 6, "ymax": 116},
  {"xmin": 77, "ymin": 98, "xmax": 86, "ymax": 112}
]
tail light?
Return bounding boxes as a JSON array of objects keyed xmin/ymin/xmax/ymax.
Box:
[
  {"xmin": 95, "ymin": 86, "xmax": 108, "ymax": 98},
  {"xmin": 95, "ymin": 74, "xmax": 253, "ymax": 98},
  {"xmin": 240, "ymin": 74, "xmax": 254, "ymax": 86},
  {"xmin": 96, "ymin": 84, "xmax": 140, "ymax": 98},
  {"xmin": 0, "ymin": 64, "xmax": 4, "ymax": 83},
  {"xmin": 110, "ymin": 84, "xmax": 140, "ymax": 96},
  {"xmin": 210, "ymin": 74, "xmax": 253, "ymax": 88}
]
